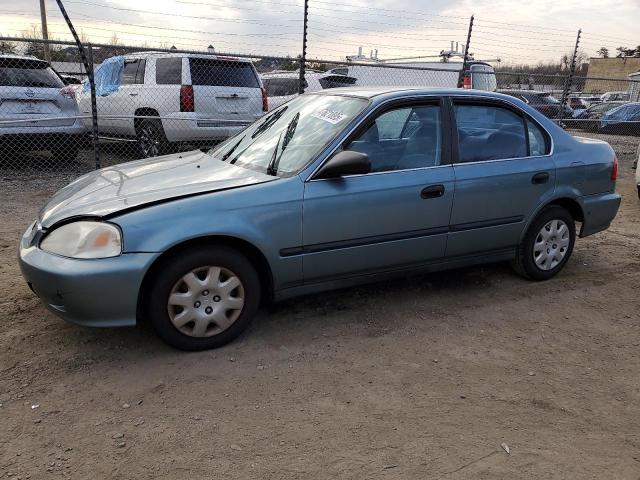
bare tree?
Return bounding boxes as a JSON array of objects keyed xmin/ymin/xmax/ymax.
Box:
[{"xmin": 596, "ymin": 47, "xmax": 609, "ymax": 58}]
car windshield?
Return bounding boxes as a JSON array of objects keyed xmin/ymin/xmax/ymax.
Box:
[
  {"xmin": 0, "ymin": 58, "xmax": 64, "ymax": 88},
  {"xmin": 208, "ymin": 94, "xmax": 368, "ymax": 176},
  {"xmin": 606, "ymin": 104, "xmax": 640, "ymax": 120}
]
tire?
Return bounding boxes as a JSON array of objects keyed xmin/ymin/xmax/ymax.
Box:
[
  {"xmin": 136, "ymin": 118, "xmax": 169, "ymax": 158},
  {"xmin": 512, "ymin": 205, "xmax": 576, "ymax": 281},
  {"xmin": 146, "ymin": 247, "xmax": 261, "ymax": 351}
]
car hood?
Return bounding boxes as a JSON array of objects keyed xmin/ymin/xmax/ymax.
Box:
[{"xmin": 39, "ymin": 150, "xmax": 274, "ymax": 228}]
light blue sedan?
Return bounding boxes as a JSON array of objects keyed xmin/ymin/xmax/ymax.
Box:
[{"xmin": 19, "ymin": 88, "xmax": 621, "ymax": 350}]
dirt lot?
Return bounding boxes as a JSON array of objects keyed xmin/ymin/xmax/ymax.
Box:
[{"xmin": 1, "ymin": 135, "xmax": 640, "ymax": 479}]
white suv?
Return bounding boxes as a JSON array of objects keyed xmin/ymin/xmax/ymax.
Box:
[{"xmin": 77, "ymin": 52, "xmax": 267, "ymax": 157}]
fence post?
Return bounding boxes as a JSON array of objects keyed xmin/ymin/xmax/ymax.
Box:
[
  {"xmin": 298, "ymin": 0, "xmax": 309, "ymax": 94},
  {"xmin": 560, "ymin": 28, "xmax": 581, "ymax": 120},
  {"xmin": 458, "ymin": 15, "xmax": 474, "ymax": 88},
  {"xmin": 54, "ymin": 0, "xmax": 100, "ymax": 169},
  {"xmin": 86, "ymin": 44, "xmax": 100, "ymax": 170}
]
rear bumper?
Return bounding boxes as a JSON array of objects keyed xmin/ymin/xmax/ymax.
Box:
[
  {"xmin": 19, "ymin": 226, "xmax": 157, "ymax": 327},
  {"xmin": 577, "ymin": 191, "xmax": 621, "ymax": 237},
  {"xmin": 161, "ymin": 114, "xmax": 262, "ymax": 142},
  {"xmin": 0, "ymin": 118, "xmax": 86, "ymax": 137}
]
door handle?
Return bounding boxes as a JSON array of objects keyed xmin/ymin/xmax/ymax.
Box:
[
  {"xmin": 531, "ymin": 172, "xmax": 550, "ymax": 184},
  {"xmin": 421, "ymin": 184, "xmax": 445, "ymax": 199},
  {"xmin": 129, "ymin": 92, "xmax": 139, "ymax": 96}
]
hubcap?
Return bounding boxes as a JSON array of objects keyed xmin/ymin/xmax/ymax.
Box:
[
  {"xmin": 167, "ymin": 266, "xmax": 245, "ymax": 337},
  {"xmin": 139, "ymin": 126, "xmax": 160, "ymax": 157},
  {"xmin": 533, "ymin": 219, "xmax": 570, "ymax": 271}
]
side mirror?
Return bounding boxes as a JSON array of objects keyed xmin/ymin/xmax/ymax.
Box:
[{"xmin": 314, "ymin": 150, "xmax": 371, "ymax": 179}]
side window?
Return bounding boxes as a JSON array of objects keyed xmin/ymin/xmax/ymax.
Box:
[
  {"xmin": 346, "ymin": 104, "xmax": 442, "ymax": 173},
  {"xmin": 121, "ymin": 60, "xmax": 142, "ymax": 85},
  {"xmin": 527, "ymin": 119, "xmax": 549, "ymax": 156},
  {"xmin": 454, "ymin": 104, "xmax": 527, "ymax": 163},
  {"xmin": 156, "ymin": 57, "xmax": 182, "ymax": 85}
]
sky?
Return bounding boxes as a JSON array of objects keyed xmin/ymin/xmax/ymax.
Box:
[{"xmin": 0, "ymin": 0, "xmax": 638, "ymax": 65}]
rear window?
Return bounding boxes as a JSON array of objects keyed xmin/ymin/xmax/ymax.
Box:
[
  {"xmin": 189, "ymin": 58, "xmax": 259, "ymax": 88},
  {"xmin": 156, "ymin": 57, "xmax": 182, "ymax": 85},
  {"xmin": 263, "ymin": 77, "xmax": 301, "ymax": 96},
  {"xmin": 0, "ymin": 58, "xmax": 64, "ymax": 88}
]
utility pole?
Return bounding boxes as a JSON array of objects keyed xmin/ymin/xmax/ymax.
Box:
[
  {"xmin": 298, "ymin": 0, "xmax": 309, "ymax": 94},
  {"xmin": 39, "ymin": 0, "xmax": 51, "ymax": 61},
  {"xmin": 560, "ymin": 28, "xmax": 582, "ymax": 120},
  {"xmin": 458, "ymin": 15, "xmax": 474, "ymax": 88}
]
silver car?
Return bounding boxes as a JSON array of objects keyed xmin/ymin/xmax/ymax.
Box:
[{"xmin": 0, "ymin": 54, "xmax": 85, "ymax": 160}]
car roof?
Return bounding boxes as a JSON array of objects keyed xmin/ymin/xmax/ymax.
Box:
[
  {"xmin": 0, "ymin": 54, "xmax": 47, "ymax": 63},
  {"xmin": 497, "ymin": 89, "xmax": 552, "ymax": 95},
  {"xmin": 311, "ymin": 86, "xmax": 521, "ymax": 102},
  {"xmin": 121, "ymin": 51, "xmax": 253, "ymax": 63}
]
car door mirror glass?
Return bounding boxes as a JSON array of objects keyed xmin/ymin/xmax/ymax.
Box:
[{"xmin": 315, "ymin": 150, "xmax": 371, "ymax": 179}]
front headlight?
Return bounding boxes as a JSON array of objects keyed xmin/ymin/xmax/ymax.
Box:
[{"xmin": 40, "ymin": 221, "xmax": 122, "ymax": 259}]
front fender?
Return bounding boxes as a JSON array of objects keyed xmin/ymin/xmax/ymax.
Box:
[{"xmin": 112, "ymin": 177, "xmax": 304, "ymax": 291}]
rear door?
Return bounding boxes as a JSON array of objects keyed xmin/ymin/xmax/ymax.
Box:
[
  {"xmin": 188, "ymin": 57, "xmax": 262, "ymax": 124},
  {"xmin": 0, "ymin": 57, "xmax": 74, "ymax": 128},
  {"xmin": 97, "ymin": 58, "xmax": 145, "ymax": 135},
  {"xmin": 447, "ymin": 97, "xmax": 555, "ymax": 257}
]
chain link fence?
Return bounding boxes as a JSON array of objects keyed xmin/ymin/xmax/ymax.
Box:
[{"xmin": 1, "ymin": 37, "xmax": 639, "ymax": 180}]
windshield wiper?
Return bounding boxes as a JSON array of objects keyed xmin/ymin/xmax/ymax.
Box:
[
  {"xmin": 251, "ymin": 106, "xmax": 288, "ymax": 139},
  {"xmin": 220, "ymin": 135, "xmax": 245, "ymax": 161},
  {"xmin": 266, "ymin": 112, "xmax": 299, "ymax": 177}
]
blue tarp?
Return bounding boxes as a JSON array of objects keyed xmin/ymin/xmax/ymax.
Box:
[{"xmin": 83, "ymin": 56, "xmax": 125, "ymax": 96}]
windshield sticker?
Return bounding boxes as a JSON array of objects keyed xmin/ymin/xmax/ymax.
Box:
[{"xmin": 311, "ymin": 109, "xmax": 348, "ymax": 124}]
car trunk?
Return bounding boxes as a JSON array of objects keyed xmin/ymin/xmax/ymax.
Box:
[
  {"xmin": 0, "ymin": 86, "xmax": 76, "ymax": 128},
  {"xmin": 188, "ymin": 58, "xmax": 261, "ymax": 125}
]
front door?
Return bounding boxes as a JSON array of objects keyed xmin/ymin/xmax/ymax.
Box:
[
  {"xmin": 447, "ymin": 98, "xmax": 556, "ymax": 256},
  {"xmin": 302, "ymin": 99, "xmax": 455, "ymax": 283}
]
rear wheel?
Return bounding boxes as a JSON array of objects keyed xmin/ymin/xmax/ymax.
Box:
[
  {"xmin": 512, "ymin": 205, "xmax": 575, "ymax": 281},
  {"xmin": 136, "ymin": 119, "xmax": 168, "ymax": 158},
  {"xmin": 146, "ymin": 247, "xmax": 261, "ymax": 350}
]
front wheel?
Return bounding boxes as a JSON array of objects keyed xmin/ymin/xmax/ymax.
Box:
[
  {"xmin": 512, "ymin": 205, "xmax": 576, "ymax": 281},
  {"xmin": 146, "ymin": 247, "xmax": 261, "ymax": 350}
]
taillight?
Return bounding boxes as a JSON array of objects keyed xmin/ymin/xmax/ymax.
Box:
[
  {"xmin": 611, "ymin": 156, "xmax": 618, "ymax": 181},
  {"xmin": 261, "ymin": 87, "xmax": 268, "ymax": 112},
  {"xmin": 60, "ymin": 85, "xmax": 76, "ymax": 99},
  {"xmin": 180, "ymin": 85, "xmax": 194, "ymax": 113},
  {"xmin": 463, "ymin": 75, "xmax": 472, "ymax": 89}
]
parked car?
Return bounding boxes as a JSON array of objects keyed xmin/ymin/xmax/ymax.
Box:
[
  {"xmin": 600, "ymin": 91, "xmax": 630, "ymax": 102},
  {"xmin": 0, "ymin": 54, "xmax": 85, "ymax": 160},
  {"xmin": 568, "ymin": 96, "xmax": 589, "ymax": 114},
  {"xmin": 261, "ymin": 70, "xmax": 357, "ymax": 110},
  {"xmin": 20, "ymin": 87, "xmax": 621, "ymax": 350},
  {"xmin": 564, "ymin": 101, "xmax": 626, "ymax": 130},
  {"xmin": 599, "ymin": 102, "xmax": 640, "ymax": 135},
  {"xmin": 498, "ymin": 90, "xmax": 573, "ymax": 119},
  {"xmin": 326, "ymin": 60, "xmax": 497, "ymax": 91},
  {"xmin": 76, "ymin": 52, "xmax": 267, "ymax": 157}
]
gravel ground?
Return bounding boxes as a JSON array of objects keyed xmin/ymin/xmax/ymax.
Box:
[{"xmin": 1, "ymin": 134, "xmax": 639, "ymax": 479}]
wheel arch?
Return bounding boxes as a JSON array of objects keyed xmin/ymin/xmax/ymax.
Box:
[
  {"xmin": 520, "ymin": 197, "xmax": 584, "ymax": 242},
  {"xmin": 137, "ymin": 235, "xmax": 274, "ymax": 322},
  {"xmin": 134, "ymin": 107, "xmax": 161, "ymax": 131}
]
